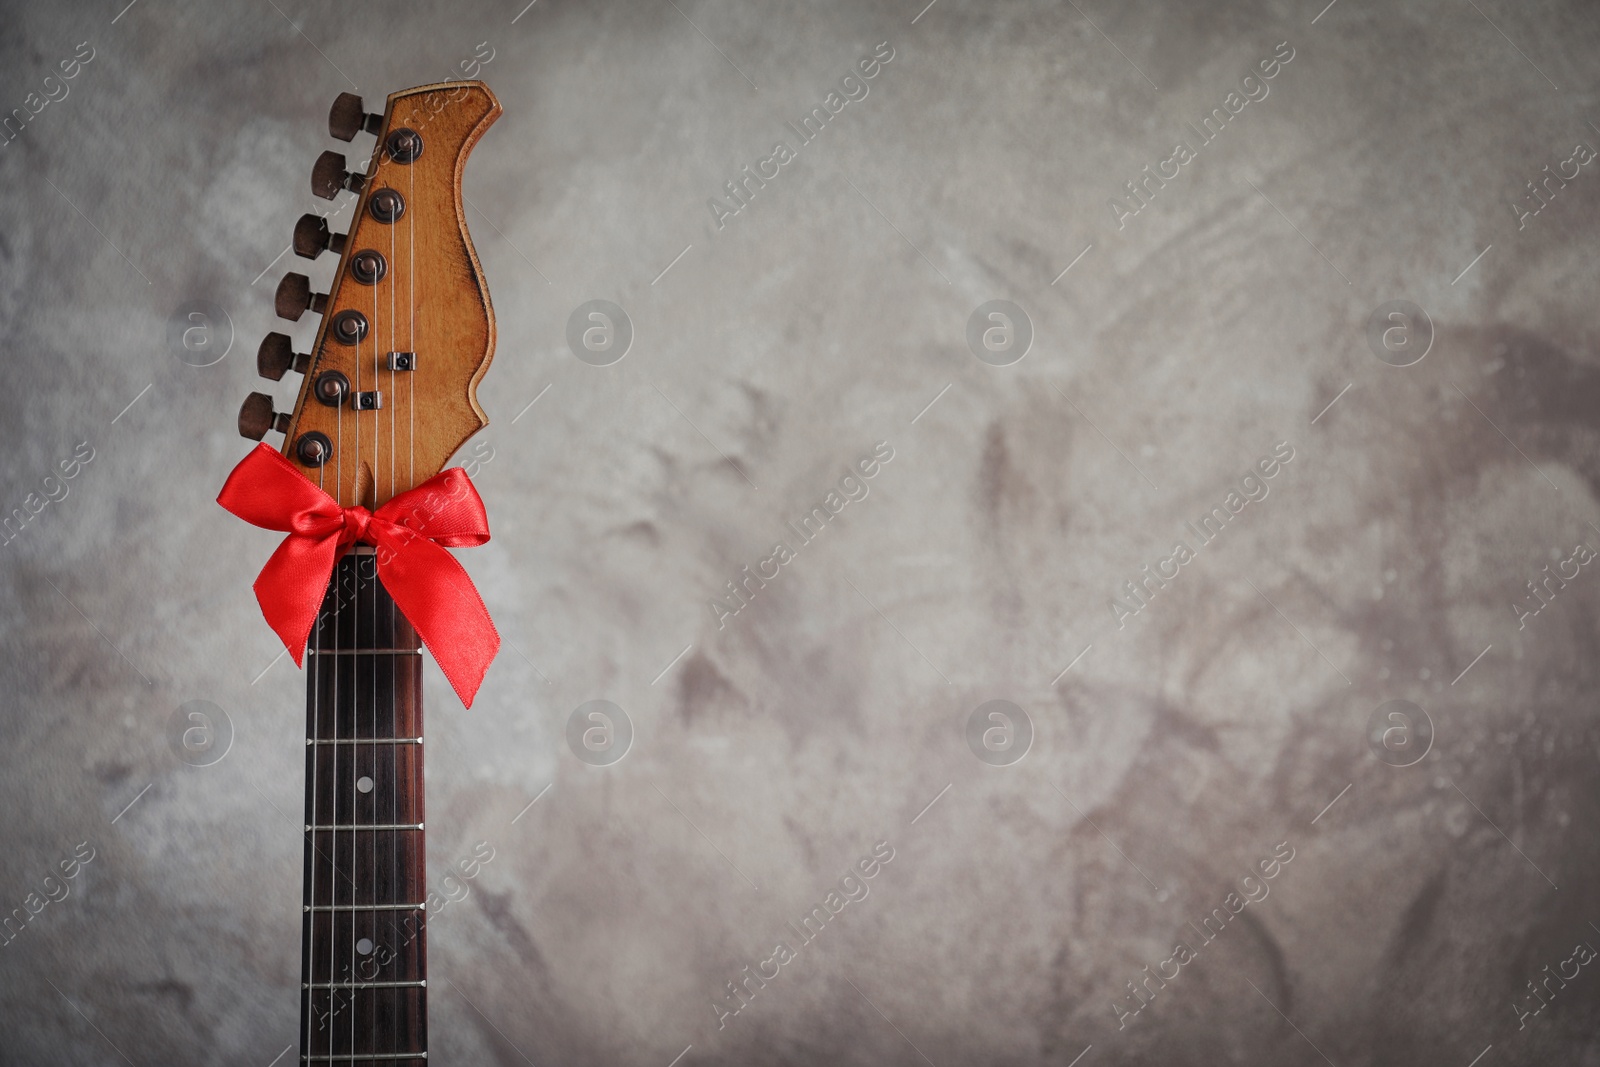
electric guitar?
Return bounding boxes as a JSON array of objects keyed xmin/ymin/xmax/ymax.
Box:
[{"xmin": 232, "ymin": 81, "xmax": 502, "ymax": 1064}]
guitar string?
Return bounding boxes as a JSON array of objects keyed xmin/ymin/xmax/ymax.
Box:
[
  {"xmin": 327, "ymin": 326, "xmax": 344, "ymax": 1062},
  {"xmin": 369, "ymin": 226, "xmax": 382, "ymax": 1061},
  {"xmin": 406, "ymin": 135, "xmax": 418, "ymax": 1054},
  {"xmin": 305, "ymin": 460, "xmax": 325, "ymax": 1066},
  {"xmin": 347, "ymin": 254, "xmax": 359, "ymax": 1062},
  {"xmin": 408, "ymin": 133, "xmax": 416, "ymax": 496},
  {"xmin": 387, "ymin": 135, "xmax": 400, "ymax": 1062},
  {"xmin": 367, "ymin": 523, "xmax": 378, "ymax": 1060},
  {"xmin": 384, "ymin": 149, "xmax": 398, "ymax": 1054}
]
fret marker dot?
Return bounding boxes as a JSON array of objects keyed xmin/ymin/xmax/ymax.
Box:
[
  {"xmin": 356, "ymin": 937, "xmax": 374, "ymax": 955},
  {"xmin": 357, "ymin": 776, "xmax": 374, "ymax": 793}
]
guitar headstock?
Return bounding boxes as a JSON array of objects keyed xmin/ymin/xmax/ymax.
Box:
[{"xmin": 239, "ymin": 82, "xmax": 502, "ymax": 508}]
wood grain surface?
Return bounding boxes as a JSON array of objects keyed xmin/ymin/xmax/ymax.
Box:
[{"xmin": 279, "ymin": 81, "xmax": 501, "ymax": 510}]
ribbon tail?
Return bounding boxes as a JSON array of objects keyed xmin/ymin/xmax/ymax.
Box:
[
  {"xmin": 253, "ymin": 530, "xmax": 342, "ymax": 668},
  {"xmin": 378, "ymin": 537, "xmax": 500, "ymax": 707}
]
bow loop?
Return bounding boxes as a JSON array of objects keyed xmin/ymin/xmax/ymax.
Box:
[
  {"xmin": 217, "ymin": 444, "xmax": 500, "ymax": 706},
  {"xmin": 342, "ymin": 505, "xmax": 373, "ymax": 546}
]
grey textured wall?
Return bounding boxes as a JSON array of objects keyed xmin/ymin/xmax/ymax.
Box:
[{"xmin": 1, "ymin": 0, "xmax": 1598, "ymax": 1064}]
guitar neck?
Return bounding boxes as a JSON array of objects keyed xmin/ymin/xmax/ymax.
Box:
[{"xmin": 301, "ymin": 548, "xmax": 428, "ymax": 1063}]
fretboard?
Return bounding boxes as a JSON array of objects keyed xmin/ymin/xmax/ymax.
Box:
[{"xmin": 300, "ymin": 548, "xmax": 428, "ymax": 1064}]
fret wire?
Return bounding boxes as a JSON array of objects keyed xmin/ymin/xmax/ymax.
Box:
[
  {"xmin": 307, "ymin": 648, "xmax": 423, "ymax": 656},
  {"xmin": 305, "ymin": 824, "xmax": 424, "ymax": 832},
  {"xmin": 308, "ymin": 738, "xmax": 422, "ymax": 745},
  {"xmin": 304, "ymin": 979, "xmax": 427, "ymax": 990}
]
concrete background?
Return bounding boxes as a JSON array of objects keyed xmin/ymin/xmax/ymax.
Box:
[{"xmin": 1, "ymin": 0, "xmax": 1598, "ymax": 1063}]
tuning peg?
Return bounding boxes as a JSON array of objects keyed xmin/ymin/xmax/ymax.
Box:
[
  {"xmin": 292, "ymin": 213, "xmax": 347, "ymax": 259},
  {"xmin": 312, "ymin": 151, "xmax": 366, "ymax": 200},
  {"xmin": 329, "ymin": 92, "xmax": 383, "ymax": 142},
  {"xmin": 275, "ymin": 273, "xmax": 328, "ymax": 321},
  {"xmin": 257, "ymin": 332, "xmax": 311, "ymax": 381},
  {"xmin": 238, "ymin": 391, "xmax": 291, "ymax": 441}
]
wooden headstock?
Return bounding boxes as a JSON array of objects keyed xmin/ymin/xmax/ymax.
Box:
[{"xmin": 239, "ymin": 82, "xmax": 502, "ymax": 509}]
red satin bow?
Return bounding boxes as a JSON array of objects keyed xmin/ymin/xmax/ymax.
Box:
[{"xmin": 217, "ymin": 443, "xmax": 499, "ymax": 706}]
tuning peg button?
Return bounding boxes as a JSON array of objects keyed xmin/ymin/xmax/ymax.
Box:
[
  {"xmin": 292, "ymin": 213, "xmax": 347, "ymax": 259},
  {"xmin": 257, "ymin": 332, "xmax": 311, "ymax": 381},
  {"xmin": 275, "ymin": 273, "xmax": 328, "ymax": 321},
  {"xmin": 312, "ymin": 151, "xmax": 367, "ymax": 200},
  {"xmin": 239, "ymin": 392, "xmax": 291, "ymax": 441},
  {"xmin": 328, "ymin": 93, "xmax": 383, "ymax": 142}
]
